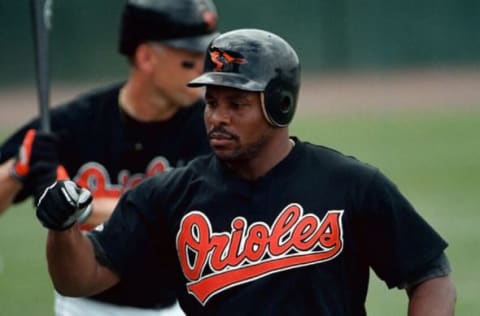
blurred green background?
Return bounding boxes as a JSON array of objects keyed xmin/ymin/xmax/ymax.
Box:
[
  {"xmin": 1, "ymin": 0, "xmax": 479, "ymax": 85},
  {"xmin": 1, "ymin": 0, "xmax": 480, "ymax": 315}
]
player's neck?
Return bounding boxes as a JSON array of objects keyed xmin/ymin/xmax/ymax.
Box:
[
  {"xmin": 119, "ymin": 80, "xmax": 178, "ymax": 122},
  {"xmin": 227, "ymin": 134, "xmax": 294, "ymax": 181}
]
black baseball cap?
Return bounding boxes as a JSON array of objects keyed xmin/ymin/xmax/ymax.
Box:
[{"xmin": 119, "ymin": 0, "xmax": 219, "ymax": 56}]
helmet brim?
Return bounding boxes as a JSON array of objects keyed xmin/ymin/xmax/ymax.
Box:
[
  {"xmin": 188, "ymin": 72, "xmax": 264, "ymax": 91},
  {"xmin": 162, "ymin": 32, "xmax": 220, "ymax": 53}
]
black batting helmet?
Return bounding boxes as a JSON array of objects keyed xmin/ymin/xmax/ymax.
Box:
[
  {"xmin": 188, "ymin": 28, "xmax": 301, "ymax": 127},
  {"xmin": 119, "ymin": 0, "xmax": 219, "ymax": 57}
]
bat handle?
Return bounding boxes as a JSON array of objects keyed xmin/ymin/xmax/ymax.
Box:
[{"xmin": 30, "ymin": 0, "xmax": 52, "ymax": 133}]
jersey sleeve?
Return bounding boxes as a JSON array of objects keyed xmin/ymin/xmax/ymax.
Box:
[
  {"xmin": 355, "ymin": 170, "xmax": 448, "ymax": 288},
  {"xmin": 88, "ymin": 177, "xmax": 178, "ymax": 288}
]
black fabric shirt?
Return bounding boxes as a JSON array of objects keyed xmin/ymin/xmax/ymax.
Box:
[
  {"xmin": 91, "ymin": 139, "xmax": 448, "ymax": 315},
  {"xmin": 0, "ymin": 82, "xmax": 211, "ymax": 308}
]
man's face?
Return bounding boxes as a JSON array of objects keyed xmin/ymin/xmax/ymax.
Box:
[
  {"xmin": 149, "ymin": 44, "xmax": 205, "ymax": 107},
  {"xmin": 204, "ymin": 86, "xmax": 275, "ymax": 161}
]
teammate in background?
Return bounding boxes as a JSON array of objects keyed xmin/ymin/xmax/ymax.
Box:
[
  {"xmin": 35, "ymin": 29, "xmax": 456, "ymax": 315},
  {"xmin": 0, "ymin": 0, "xmax": 219, "ymax": 315}
]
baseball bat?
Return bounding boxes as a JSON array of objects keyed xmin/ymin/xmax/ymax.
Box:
[{"xmin": 29, "ymin": 0, "xmax": 53, "ymax": 133}]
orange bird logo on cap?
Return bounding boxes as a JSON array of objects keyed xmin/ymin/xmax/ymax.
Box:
[
  {"xmin": 209, "ymin": 49, "xmax": 248, "ymax": 71},
  {"xmin": 203, "ymin": 11, "xmax": 217, "ymax": 31}
]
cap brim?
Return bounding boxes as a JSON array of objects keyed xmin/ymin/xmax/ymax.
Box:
[
  {"xmin": 161, "ymin": 32, "xmax": 220, "ymax": 53},
  {"xmin": 188, "ymin": 72, "xmax": 264, "ymax": 91}
]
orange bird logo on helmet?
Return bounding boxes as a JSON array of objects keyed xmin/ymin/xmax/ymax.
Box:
[{"xmin": 209, "ymin": 49, "xmax": 248, "ymax": 71}]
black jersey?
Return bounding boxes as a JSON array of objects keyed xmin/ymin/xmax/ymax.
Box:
[
  {"xmin": 91, "ymin": 139, "xmax": 448, "ymax": 315},
  {"xmin": 0, "ymin": 82, "xmax": 211, "ymax": 308}
]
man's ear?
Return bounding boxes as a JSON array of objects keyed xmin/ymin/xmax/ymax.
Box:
[{"xmin": 134, "ymin": 43, "xmax": 157, "ymax": 74}]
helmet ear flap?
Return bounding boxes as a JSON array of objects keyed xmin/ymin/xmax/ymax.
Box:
[
  {"xmin": 279, "ymin": 92, "xmax": 294, "ymax": 114},
  {"xmin": 263, "ymin": 81, "xmax": 296, "ymax": 127}
]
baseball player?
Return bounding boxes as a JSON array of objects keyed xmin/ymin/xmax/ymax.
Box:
[
  {"xmin": 0, "ymin": 0, "xmax": 219, "ymax": 315},
  {"xmin": 35, "ymin": 28, "xmax": 456, "ymax": 315}
]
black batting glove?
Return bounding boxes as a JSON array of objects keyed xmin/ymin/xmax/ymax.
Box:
[
  {"xmin": 36, "ymin": 180, "xmax": 93, "ymax": 231},
  {"xmin": 10, "ymin": 129, "xmax": 61, "ymax": 199}
]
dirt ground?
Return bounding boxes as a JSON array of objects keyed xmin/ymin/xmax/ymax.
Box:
[{"xmin": 1, "ymin": 66, "xmax": 479, "ymax": 130}]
